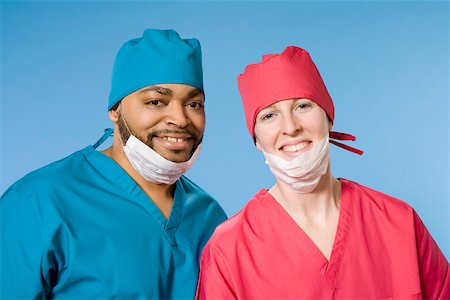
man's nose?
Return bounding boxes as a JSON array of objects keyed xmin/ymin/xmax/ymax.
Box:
[{"xmin": 165, "ymin": 103, "xmax": 190, "ymax": 128}]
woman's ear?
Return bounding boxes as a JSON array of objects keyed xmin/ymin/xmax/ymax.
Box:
[
  {"xmin": 255, "ymin": 138, "xmax": 262, "ymax": 152},
  {"xmin": 328, "ymin": 119, "xmax": 333, "ymax": 132}
]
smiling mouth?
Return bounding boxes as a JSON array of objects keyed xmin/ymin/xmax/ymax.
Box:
[
  {"xmin": 153, "ymin": 135, "xmax": 194, "ymax": 152},
  {"xmin": 164, "ymin": 136, "xmax": 189, "ymax": 143},
  {"xmin": 280, "ymin": 141, "xmax": 311, "ymax": 152}
]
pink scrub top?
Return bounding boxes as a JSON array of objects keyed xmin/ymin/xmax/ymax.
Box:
[{"xmin": 196, "ymin": 179, "xmax": 449, "ymax": 299}]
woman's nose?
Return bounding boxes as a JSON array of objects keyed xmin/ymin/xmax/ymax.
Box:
[{"xmin": 281, "ymin": 112, "xmax": 301, "ymax": 135}]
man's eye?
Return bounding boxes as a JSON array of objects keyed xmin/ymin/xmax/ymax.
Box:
[
  {"xmin": 188, "ymin": 101, "xmax": 204, "ymax": 109},
  {"xmin": 147, "ymin": 100, "xmax": 162, "ymax": 106}
]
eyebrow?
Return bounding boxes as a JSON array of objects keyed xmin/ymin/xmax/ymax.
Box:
[
  {"xmin": 138, "ymin": 86, "xmax": 173, "ymax": 96},
  {"xmin": 138, "ymin": 86, "xmax": 203, "ymax": 99},
  {"xmin": 261, "ymin": 104, "xmax": 275, "ymax": 111},
  {"xmin": 187, "ymin": 88, "xmax": 203, "ymax": 99}
]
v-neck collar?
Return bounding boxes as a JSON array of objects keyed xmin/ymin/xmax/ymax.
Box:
[
  {"xmin": 82, "ymin": 146, "xmax": 184, "ymax": 246},
  {"xmin": 262, "ymin": 178, "xmax": 352, "ymax": 292}
]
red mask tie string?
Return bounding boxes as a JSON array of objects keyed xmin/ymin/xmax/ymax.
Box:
[{"xmin": 329, "ymin": 131, "xmax": 364, "ymax": 155}]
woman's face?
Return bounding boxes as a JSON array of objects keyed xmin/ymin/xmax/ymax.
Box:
[{"xmin": 254, "ymin": 98, "xmax": 330, "ymax": 161}]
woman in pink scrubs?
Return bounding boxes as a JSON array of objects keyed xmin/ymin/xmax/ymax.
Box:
[{"xmin": 196, "ymin": 46, "xmax": 449, "ymax": 299}]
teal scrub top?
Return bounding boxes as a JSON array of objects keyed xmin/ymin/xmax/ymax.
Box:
[{"xmin": 0, "ymin": 146, "xmax": 227, "ymax": 299}]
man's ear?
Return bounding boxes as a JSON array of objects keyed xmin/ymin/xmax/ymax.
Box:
[
  {"xmin": 108, "ymin": 106, "xmax": 120, "ymax": 122},
  {"xmin": 328, "ymin": 120, "xmax": 333, "ymax": 132}
]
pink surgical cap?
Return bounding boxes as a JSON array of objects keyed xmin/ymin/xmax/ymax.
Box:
[
  {"xmin": 237, "ymin": 46, "xmax": 363, "ymax": 155},
  {"xmin": 237, "ymin": 46, "xmax": 334, "ymax": 139}
]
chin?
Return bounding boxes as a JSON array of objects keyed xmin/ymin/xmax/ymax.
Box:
[
  {"xmin": 160, "ymin": 151, "xmax": 192, "ymax": 163},
  {"xmin": 168, "ymin": 156, "xmax": 190, "ymax": 163}
]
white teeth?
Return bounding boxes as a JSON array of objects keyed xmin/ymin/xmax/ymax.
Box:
[
  {"xmin": 283, "ymin": 142, "xmax": 309, "ymax": 152},
  {"xmin": 166, "ymin": 137, "xmax": 185, "ymax": 143}
]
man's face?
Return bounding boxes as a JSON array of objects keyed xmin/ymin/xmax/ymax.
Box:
[{"xmin": 116, "ymin": 84, "xmax": 205, "ymax": 163}]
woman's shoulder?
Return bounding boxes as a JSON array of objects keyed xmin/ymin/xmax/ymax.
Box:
[
  {"xmin": 340, "ymin": 178, "xmax": 414, "ymax": 214},
  {"xmin": 205, "ymin": 189, "xmax": 272, "ymax": 247}
]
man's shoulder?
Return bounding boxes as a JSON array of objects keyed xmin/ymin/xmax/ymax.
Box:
[
  {"xmin": 2, "ymin": 147, "xmax": 92, "ymax": 198},
  {"xmin": 178, "ymin": 176, "xmax": 219, "ymax": 204},
  {"xmin": 178, "ymin": 176, "xmax": 227, "ymax": 219}
]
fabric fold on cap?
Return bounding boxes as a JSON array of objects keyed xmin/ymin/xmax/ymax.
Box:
[
  {"xmin": 237, "ymin": 46, "xmax": 363, "ymax": 155},
  {"xmin": 108, "ymin": 28, "xmax": 203, "ymax": 110}
]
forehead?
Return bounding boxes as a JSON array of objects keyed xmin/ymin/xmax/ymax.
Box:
[
  {"xmin": 258, "ymin": 98, "xmax": 314, "ymax": 112},
  {"xmin": 136, "ymin": 83, "xmax": 203, "ymax": 98}
]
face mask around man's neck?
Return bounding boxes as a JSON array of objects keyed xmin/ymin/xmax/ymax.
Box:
[
  {"xmin": 119, "ymin": 109, "xmax": 200, "ymax": 185},
  {"xmin": 122, "ymin": 134, "xmax": 201, "ymax": 185}
]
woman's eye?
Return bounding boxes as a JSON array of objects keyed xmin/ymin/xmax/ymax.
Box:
[
  {"xmin": 297, "ymin": 103, "xmax": 311, "ymax": 109},
  {"xmin": 262, "ymin": 113, "xmax": 274, "ymax": 120}
]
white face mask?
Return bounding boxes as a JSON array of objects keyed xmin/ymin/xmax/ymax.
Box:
[
  {"xmin": 123, "ymin": 134, "xmax": 201, "ymax": 185},
  {"xmin": 262, "ymin": 135, "xmax": 330, "ymax": 193}
]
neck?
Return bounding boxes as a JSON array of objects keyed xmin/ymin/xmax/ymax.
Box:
[
  {"xmin": 269, "ymin": 164, "xmax": 341, "ymax": 220},
  {"xmin": 270, "ymin": 164, "xmax": 342, "ymax": 262},
  {"xmin": 100, "ymin": 126, "xmax": 175, "ymax": 218}
]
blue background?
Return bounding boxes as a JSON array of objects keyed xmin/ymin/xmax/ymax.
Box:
[{"xmin": 1, "ymin": 1, "xmax": 449, "ymax": 258}]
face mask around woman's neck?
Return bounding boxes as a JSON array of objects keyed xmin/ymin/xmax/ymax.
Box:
[{"xmin": 261, "ymin": 134, "xmax": 330, "ymax": 193}]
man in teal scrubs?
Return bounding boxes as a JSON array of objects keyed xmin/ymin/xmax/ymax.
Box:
[{"xmin": 1, "ymin": 29, "xmax": 227, "ymax": 299}]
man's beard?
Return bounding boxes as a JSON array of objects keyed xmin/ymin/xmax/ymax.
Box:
[{"xmin": 117, "ymin": 112, "xmax": 202, "ymax": 163}]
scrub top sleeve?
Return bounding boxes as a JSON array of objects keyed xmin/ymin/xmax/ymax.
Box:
[
  {"xmin": 413, "ymin": 210, "xmax": 450, "ymax": 299},
  {"xmin": 0, "ymin": 188, "xmax": 48, "ymax": 299},
  {"xmin": 196, "ymin": 244, "xmax": 236, "ymax": 300}
]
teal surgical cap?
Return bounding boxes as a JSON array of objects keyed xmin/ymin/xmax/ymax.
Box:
[{"xmin": 108, "ymin": 28, "xmax": 203, "ymax": 110}]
